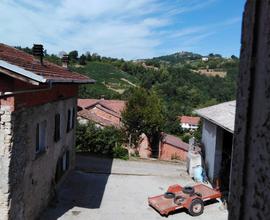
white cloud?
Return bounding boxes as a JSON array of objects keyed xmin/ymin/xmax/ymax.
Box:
[{"xmin": 0, "ymin": 0, "xmax": 240, "ymax": 59}]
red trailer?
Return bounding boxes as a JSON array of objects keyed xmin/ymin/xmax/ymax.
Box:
[{"xmin": 148, "ymin": 184, "xmax": 221, "ymax": 216}]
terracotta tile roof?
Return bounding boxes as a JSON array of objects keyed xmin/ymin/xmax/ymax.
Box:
[
  {"xmin": 78, "ymin": 99, "xmax": 99, "ymax": 109},
  {"xmin": 0, "ymin": 43, "xmax": 94, "ymax": 84},
  {"xmin": 78, "ymin": 99, "xmax": 126, "ymax": 116},
  {"xmin": 78, "ymin": 109, "xmax": 120, "ymax": 128},
  {"xmin": 179, "ymin": 116, "xmax": 200, "ymax": 125},
  {"xmin": 162, "ymin": 133, "xmax": 189, "ymax": 151}
]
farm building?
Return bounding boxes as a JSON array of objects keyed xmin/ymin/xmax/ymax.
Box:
[{"xmin": 195, "ymin": 100, "xmax": 235, "ymax": 194}]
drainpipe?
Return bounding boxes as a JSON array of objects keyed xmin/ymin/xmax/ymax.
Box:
[{"xmin": 0, "ymin": 81, "xmax": 53, "ymax": 97}]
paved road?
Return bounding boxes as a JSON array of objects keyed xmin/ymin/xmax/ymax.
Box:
[{"xmin": 41, "ymin": 155, "xmax": 228, "ymax": 220}]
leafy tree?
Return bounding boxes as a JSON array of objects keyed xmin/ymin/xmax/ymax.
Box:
[
  {"xmin": 122, "ymin": 87, "xmax": 165, "ymax": 150},
  {"xmin": 69, "ymin": 50, "xmax": 78, "ymax": 61},
  {"xmin": 79, "ymin": 54, "xmax": 87, "ymax": 65}
]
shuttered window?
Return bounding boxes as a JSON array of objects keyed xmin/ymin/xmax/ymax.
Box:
[
  {"xmin": 67, "ymin": 109, "xmax": 71, "ymax": 133},
  {"xmin": 54, "ymin": 113, "xmax": 61, "ymax": 142}
]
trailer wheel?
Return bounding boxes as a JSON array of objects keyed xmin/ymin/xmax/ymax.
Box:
[
  {"xmin": 174, "ymin": 196, "xmax": 185, "ymax": 205},
  {"xmin": 163, "ymin": 192, "xmax": 175, "ymax": 199},
  {"xmin": 182, "ymin": 186, "xmax": 195, "ymax": 195},
  {"xmin": 188, "ymin": 199, "xmax": 204, "ymax": 216}
]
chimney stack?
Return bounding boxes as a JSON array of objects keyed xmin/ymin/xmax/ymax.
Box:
[
  {"xmin": 32, "ymin": 44, "xmax": 44, "ymax": 65},
  {"xmin": 62, "ymin": 54, "xmax": 69, "ymax": 68}
]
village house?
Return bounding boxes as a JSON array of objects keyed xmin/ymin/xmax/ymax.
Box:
[
  {"xmin": 0, "ymin": 43, "xmax": 93, "ymax": 220},
  {"xmin": 159, "ymin": 133, "xmax": 189, "ymax": 161},
  {"xmin": 77, "ymin": 98, "xmax": 126, "ymax": 128},
  {"xmin": 195, "ymin": 100, "xmax": 235, "ymax": 195},
  {"xmin": 179, "ymin": 115, "xmax": 200, "ymax": 130}
]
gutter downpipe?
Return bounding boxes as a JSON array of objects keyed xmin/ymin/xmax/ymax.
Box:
[{"xmin": 0, "ymin": 81, "xmax": 53, "ymax": 97}]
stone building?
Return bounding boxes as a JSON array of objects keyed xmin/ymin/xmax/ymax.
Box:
[
  {"xmin": 195, "ymin": 100, "xmax": 235, "ymax": 194},
  {"xmin": 0, "ymin": 43, "xmax": 93, "ymax": 220}
]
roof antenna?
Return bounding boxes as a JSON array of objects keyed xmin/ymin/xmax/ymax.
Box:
[{"xmin": 32, "ymin": 44, "xmax": 44, "ymax": 65}]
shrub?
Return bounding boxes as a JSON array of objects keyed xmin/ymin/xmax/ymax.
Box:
[
  {"xmin": 112, "ymin": 145, "xmax": 129, "ymax": 160},
  {"xmin": 76, "ymin": 121, "xmax": 126, "ymax": 157}
]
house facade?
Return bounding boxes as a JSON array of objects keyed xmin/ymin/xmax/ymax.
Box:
[
  {"xmin": 0, "ymin": 44, "xmax": 93, "ymax": 220},
  {"xmin": 179, "ymin": 115, "xmax": 200, "ymax": 130},
  {"xmin": 195, "ymin": 100, "xmax": 235, "ymax": 194},
  {"xmin": 159, "ymin": 133, "xmax": 189, "ymax": 161},
  {"xmin": 77, "ymin": 98, "xmax": 125, "ymax": 128}
]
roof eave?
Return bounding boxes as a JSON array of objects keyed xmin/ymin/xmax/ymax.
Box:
[
  {"xmin": 47, "ymin": 79, "xmax": 96, "ymax": 84},
  {"xmin": 0, "ymin": 59, "xmax": 95, "ymax": 85}
]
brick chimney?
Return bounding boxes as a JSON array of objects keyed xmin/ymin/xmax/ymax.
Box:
[{"xmin": 32, "ymin": 44, "xmax": 44, "ymax": 65}]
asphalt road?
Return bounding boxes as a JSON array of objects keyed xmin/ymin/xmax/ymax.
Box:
[{"xmin": 40, "ymin": 155, "xmax": 228, "ymax": 220}]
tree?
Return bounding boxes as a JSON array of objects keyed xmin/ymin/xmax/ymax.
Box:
[
  {"xmin": 79, "ymin": 54, "xmax": 86, "ymax": 65},
  {"xmin": 68, "ymin": 50, "xmax": 78, "ymax": 61},
  {"xmin": 122, "ymin": 88, "xmax": 165, "ymax": 150}
]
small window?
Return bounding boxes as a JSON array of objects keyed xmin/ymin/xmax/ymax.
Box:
[
  {"xmin": 54, "ymin": 113, "xmax": 61, "ymax": 142},
  {"xmin": 36, "ymin": 120, "xmax": 47, "ymax": 154}
]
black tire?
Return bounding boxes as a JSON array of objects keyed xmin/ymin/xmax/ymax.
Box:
[
  {"xmin": 163, "ymin": 192, "xmax": 175, "ymax": 199},
  {"xmin": 174, "ymin": 196, "xmax": 185, "ymax": 205},
  {"xmin": 188, "ymin": 199, "xmax": 204, "ymax": 216},
  {"xmin": 182, "ymin": 186, "xmax": 195, "ymax": 195}
]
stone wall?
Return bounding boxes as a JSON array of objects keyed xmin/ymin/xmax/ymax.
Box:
[
  {"xmin": 1, "ymin": 97, "xmax": 77, "ymax": 220},
  {"xmin": 0, "ymin": 105, "xmax": 13, "ymax": 220}
]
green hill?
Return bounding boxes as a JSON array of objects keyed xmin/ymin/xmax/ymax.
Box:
[{"xmin": 71, "ymin": 62, "xmax": 138, "ymax": 99}]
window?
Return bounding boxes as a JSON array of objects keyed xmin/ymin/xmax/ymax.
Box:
[
  {"xmin": 67, "ymin": 109, "xmax": 71, "ymax": 132},
  {"xmin": 36, "ymin": 120, "xmax": 47, "ymax": 154},
  {"xmin": 54, "ymin": 113, "xmax": 61, "ymax": 142},
  {"xmin": 55, "ymin": 150, "xmax": 70, "ymax": 182},
  {"xmin": 67, "ymin": 108, "xmax": 76, "ymax": 132},
  {"xmin": 72, "ymin": 107, "xmax": 75, "ymax": 129},
  {"xmin": 62, "ymin": 151, "xmax": 70, "ymax": 171}
]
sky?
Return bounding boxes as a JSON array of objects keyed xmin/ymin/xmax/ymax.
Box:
[{"xmin": 0, "ymin": 0, "xmax": 246, "ymax": 60}]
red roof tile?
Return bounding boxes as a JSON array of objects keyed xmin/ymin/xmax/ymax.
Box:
[
  {"xmin": 162, "ymin": 133, "xmax": 189, "ymax": 151},
  {"xmin": 179, "ymin": 116, "xmax": 200, "ymax": 125},
  {"xmin": 78, "ymin": 99, "xmax": 126, "ymax": 116},
  {"xmin": 78, "ymin": 109, "xmax": 120, "ymax": 128},
  {"xmin": 78, "ymin": 99, "xmax": 99, "ymax": 109},
  {"xmin": 0, "ymin": 43, "xmax": 93, "ymax": 84}
]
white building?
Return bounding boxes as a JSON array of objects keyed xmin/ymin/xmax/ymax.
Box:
[{"xmin": 179, "ymin": 116, "xmax": 200, "ymax": 130}]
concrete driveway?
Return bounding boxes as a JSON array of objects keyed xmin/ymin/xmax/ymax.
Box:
[{"xmin": 41, "ymin": 155, "xmax": 228, "ymax": 220}]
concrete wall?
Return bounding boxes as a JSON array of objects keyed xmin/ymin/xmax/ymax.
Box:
[
  {"xmin": 201, "ymin": 119, "xmax": 217, "ymax": 181},
  {"xmin": 229, "ymin": 1, "xmax": 270, "ymax": 219},
  {"xmin": 159, "ymin": 143, "xmax": 187, "ymax": 161},
  {"xmin": 0, "ymin": 97, "xmax": 77, "ymax": 220},
  {"xmin": 214, "ymin": 127, "xmax": 224, "ymax": 179}
]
